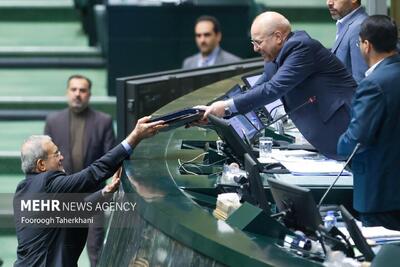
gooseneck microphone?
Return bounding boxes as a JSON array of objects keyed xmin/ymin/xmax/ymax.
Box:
[
  {"xmin": 317, "ymin": 143, "xmax": 361, "ymax": 208},
  {"xmin": 264, "ymin": 96, "xmax": 317, "ymax": 128}
]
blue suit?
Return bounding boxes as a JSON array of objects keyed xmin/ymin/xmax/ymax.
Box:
[
  {"xmin": 233, "ymin": 31, "xmax": 357, "ymax": 158},
  {"xmin": 338, "ymin": 54, "xmax": 400, "ymax": 214},
  {"xmin": 332, "ymin": 7, "xmax": 368, "ymax": 83}
]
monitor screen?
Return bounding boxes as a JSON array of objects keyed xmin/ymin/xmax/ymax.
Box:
[
  {"xmin": 216, "ymin": 84, "xmax": 265, "ymax": 139},
  {"xmin": 208, "ymin": 114, "xmax": 258, "ymax": 166},
  {"xmin": 229, "ymin": 115, "xmax": 259, "ymax": 144},
  {"xmin": 340, "ymin": 205, "xmax": 375, "ymax": 261},
  {"xmin": 244, "ymin": 153, "xmax": 270, "ymax": 213},
  {"xmin": 242, "ymin": 73, "xmax": 284, "ymax": 121},
  {"xmin": 242, "ymin": 72, "xmax": 263, "ymax": 88},
  {"xmin": 267, "ymin": 177, "xmax": 323, "ymax": 233}
]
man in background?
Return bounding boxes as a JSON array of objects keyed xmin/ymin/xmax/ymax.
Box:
[
  {"xmin": 327, "ymin": 0, "xmax": 368, "ymax": 83},
  {"xmin": 44, "ymin": 74, "xmax": 115, "ymax": 267},
  {"xmin": 338, "ymin": 15, "xmax": 400, "ymax": 230},
  {"xmin": 182, "ymin": 15, "xmax": 241, "ymax": 69}
]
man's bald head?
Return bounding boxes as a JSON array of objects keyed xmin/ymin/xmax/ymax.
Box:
[
  {"xmin": 250, "ymin": 12, "xmax": 292, "ymax": 62},
  {"xmin": 252, "ymin": 12, "xmax": 291, "ymax": 37}
]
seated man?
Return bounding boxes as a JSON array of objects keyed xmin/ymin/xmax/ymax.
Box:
[
  {"xmin": 182, "ymin": 15, "xmax": 241, "ymax": 69},
  {"xmin": 338, "ymin": 15, "xmax": 400, "ymax": 231}
]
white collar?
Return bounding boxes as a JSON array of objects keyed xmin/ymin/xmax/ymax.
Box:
[{"xmin": 365, "ymin": 58, "xmax": 385, "ymax": 77}]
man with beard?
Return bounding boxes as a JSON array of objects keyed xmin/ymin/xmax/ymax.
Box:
[{"xmin": 327, "ymin": 0, "xmax": 368, "ymax": 83}]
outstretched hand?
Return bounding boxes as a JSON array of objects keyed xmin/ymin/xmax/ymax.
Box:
[
  {"xmin": 126, "ymin": 116, "xmax": 167, "ymax": 147},
  {"xmin": 193, "ymin": 101, "xmax": 227, "ymax": 125}
]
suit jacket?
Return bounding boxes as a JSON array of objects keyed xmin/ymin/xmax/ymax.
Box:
[
  {"xmin": 44, "ymin": 107, "xmax": 116, "ymax": 175},
  {"xmin": 182, "ymin": 48, "xmax": 241, "ymax": 69},
  {"xmin": 13, "ymin": 144, "xmax": 128, "ymax": 267},
  {"xmin": 338, "ymin": 54, "xmax": 400, "ymax": 213},
  {"xmin": 331, "ymin": 7, "xmax": 368, "ymax": 83},
  {"xmin": 233, "ymin": 31, "xmax": 357, "ymax": 158}
]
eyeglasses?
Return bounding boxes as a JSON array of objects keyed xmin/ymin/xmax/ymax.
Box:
[
  {"xmin": 251, "ymin": 31, "xmax": 276, "ymax": 48},
  {"xmin": 48, "ymin": 151, "xmax": 61, "ymax": 158},
  {"xmin": 251, "ymin": 38, "xmax": 266, "ymax": 47},
  {"xmin": 356, "ymin": 39, "xmax": 367, "ymax": 48}
]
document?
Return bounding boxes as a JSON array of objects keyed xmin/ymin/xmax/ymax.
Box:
[{"xmin": 271, "ymin": 150, "xmax": 350, "ymax": 176}]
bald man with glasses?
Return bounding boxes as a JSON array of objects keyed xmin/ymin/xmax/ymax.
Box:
[{"xmin": 201, "ymin": 11, "xmax": 357, "ymax": 159}]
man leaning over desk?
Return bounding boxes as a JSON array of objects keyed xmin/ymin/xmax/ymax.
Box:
[{"xmin": 200, "ymin": 11, "xmax": 357, "ymax": 160}]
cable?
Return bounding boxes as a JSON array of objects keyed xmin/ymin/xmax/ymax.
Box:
[
  {"xmin": 177, "ymin": 158, "xmax": 199, "ymax": 175},
  {"xmin": 280, "ymin": 240, "xmax": 325, "ymax": 260},
  {"xmin": 180, "ymin": 152, "xmax": 209, "ymax": 164},
  {"xmin": 190, "ymin": 157, "xmax": 228, "ymax": 167}
]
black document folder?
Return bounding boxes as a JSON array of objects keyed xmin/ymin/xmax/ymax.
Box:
[{"xmin": 149, "ymin": 108, "xmax": 204, "ymax": 131}]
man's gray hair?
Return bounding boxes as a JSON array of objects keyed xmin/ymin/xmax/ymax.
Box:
[{"xmin": 21, "ymin": 135, "xmax": 52, "ymax": 174}]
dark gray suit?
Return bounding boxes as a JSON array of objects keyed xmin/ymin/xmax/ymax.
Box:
[
  {"xmin": 44, "ymin": 107, "xmax": 116, "ymax": 175},
  {"xmin": 44, "ymin": 107, "xmax": 116, "ymax": 267},
  {"xmin": 182, "ymin": 48, "xmax": 241, "ymax": 69},
  {"xmin": 14, "ymin": 144, "xmax": 128, "ymax": 267}
]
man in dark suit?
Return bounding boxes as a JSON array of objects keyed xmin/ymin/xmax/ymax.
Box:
[
  {"xmin": 338, "ymin": 15, "xmax": 400, "ymax": 230},
  {"xmin": 14, "ymin": 116, "xmax": 165, "ymax": 267},
  {"xmin": 182, "ymin": 15, "xmax": 241, "ymax": 69},
  {"xmin": 202, "ymin": 11, "xmax": 357, "ymax": 159},
  {"xmin": 44, "ymin": 74, "xmax": 115, "ymax": 267},
  {"xmin": 327, "ymin": 0, "xmax": 368, "ymax": 83}
]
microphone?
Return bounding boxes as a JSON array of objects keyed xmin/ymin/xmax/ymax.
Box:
[
  {"xmin": 264, "ymin": 96, "xmax": 317, "ymax": 128},
  {"xmin": 317, "ymin": 143, "xmax": 361, "ymax": 208},
  {"xmin": 267, "ymin": 103, "xmax": 284, "ymax": 121}
]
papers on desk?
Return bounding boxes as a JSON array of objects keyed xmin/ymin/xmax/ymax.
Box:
[
  {"xmin": 271, "ymin": 149, "xmax": 351, "ymax": 176},
  {"xmin": 339, "ymin": 225, "xmax": 400, "ymax": 245}
]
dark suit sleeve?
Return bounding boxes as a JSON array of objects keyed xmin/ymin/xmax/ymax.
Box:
[
  {"xmin": 233, "ymin": 42, "xmax": 315, "ymax": 113},
  {"xmin": 338, "ymin": 80, "xmax": 385, "ymax": 156},
  {"xmin": 45, "ymin": 144, "xmax": 128, "ymax": 193}
]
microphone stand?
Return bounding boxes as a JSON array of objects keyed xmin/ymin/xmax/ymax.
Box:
[
  {"xmin": 317, "ymin": 143, "xmax": 361, "ymax": 208},
  {"xmin": 265, "ymin": 96, "xmax": 316, "ymax": 129},
  {"xmin": 252, "ymin": 96, "xmax": 317, "ymax": 141}
]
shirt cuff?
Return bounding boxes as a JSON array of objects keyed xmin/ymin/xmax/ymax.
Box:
[
  {"xmin": 121, "ymin": 140, "xmax": 133, "ymax": 155},
  {"xmin": 225, "ymin": 99, "xmax": 238, "ymax": 113}
]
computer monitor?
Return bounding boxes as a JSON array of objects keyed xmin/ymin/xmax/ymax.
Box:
[
  {"xmin": 340, "ymin": 205, "xmax": 375, "ymax": 261},
  {"xmin": 267, "ymin": 177, "xmax": 323, "ymax": 233},
  {"xmin": 213, "ymin": 84, "xmax": 265, "ymax": 138},
  {"xmin": 244, "ymin": 153, "xmax": 270, "ymax": 214},
  {"xmin": 241, "ymin": 72, "xmax": 263, "ymax": 89},
  {"xmin": 229, "ymin": 115, "xmax": 259, "ymax": 144},
  {"xmin": 208, "ymin": 114, "xmax": 258, "ymax": 166},
  {"xmin": 241, "ymin": 72, "xmax": 283, "ymax": 122}
]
